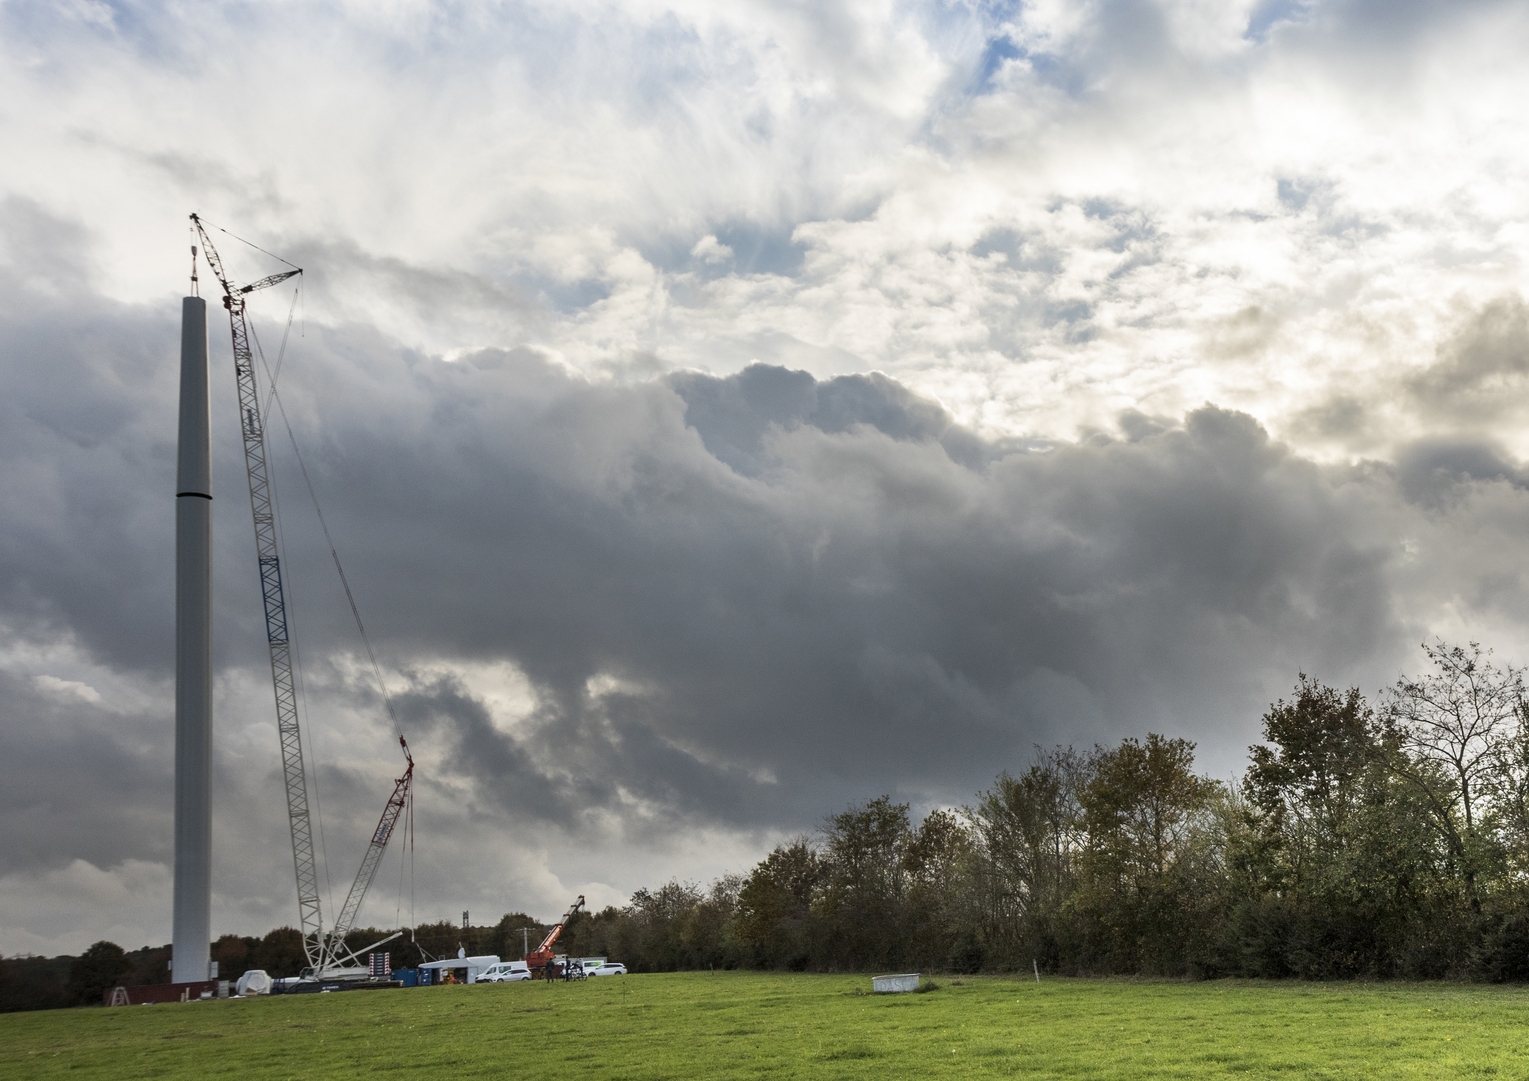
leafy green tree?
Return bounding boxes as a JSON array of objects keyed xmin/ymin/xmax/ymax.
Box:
[
  {"xmin": 486, "ymin": 912, "xmax": 542, "ymax": 961},
  {"xmin": 68, "ymin": 941, "xmax": 129, "ymax": 1004},
  {"xmin": 1078, "ymin": 734, "xmax": 1222, "ymax": 973},
  {"xmin": 253, "ymin": 927, "xmax": 308, "ymax": 977},
  {"xmin": 123, "ymin": 945, "xmax": 171, "ymax": 988},
  {"xmin": 1234, "ymin": 678, "xmax": 1439, "ymax": 977},
  {"xmin": 625, "ymin": 880, "xmax": 705, "ymax": 970},
  {"xmin": 736, "ymin": 839, "xmax": 825, "ymax": 968},
  {"xmin": 560, "ymin": 905, "xmax": 651, "ymax": 969},
  {"xmin": 818, "ymin": 797, "xmax": 912, "ymax": 970},
  {"xmin": 0, "ymin": 954, "xmax": 72, "ymax": 1013},
  {"xmin": 1490, "ymin": 700, "xmax": 1529, "ymax": 889},
  {"xmin": 211, "ymin": 934, "xmax": 259, "ymax": 980},
  {"xmin": 678, "ymin": 875, "xmax": 745, "ymax": 969},
  {"xmin": 903, "ymin": 809, "xmax": 977, "ymax": 971},
  {"xmin": 970, "ymin": 748, "xmax": 1087, "ymax": 970},
  {"xmin": 398, "ymin": 920, "xmax": 468, "ymax": 967},
  {"xmin": 1244, "ymin": 679, "xmax": 1384, "ymax": 888}
]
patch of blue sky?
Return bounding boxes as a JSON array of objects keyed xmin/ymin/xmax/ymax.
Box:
[
  {"xmin": 966, "ymin": 33, "xmax": 1087, "ymax": 98},
  {"xmin": 507, "ymin": 273, "xmax": 612, "ymax": 315},
  {"xmin": 711, "ymin": 221, "xmax": 807, "ymax": 277},
  {"xmin": 628, "ymin": 12, "xmax": 715, "ymax": 105},
  {"xmin": 636, "ymin": 218, "xmax": 811, "ymax": 282},
  {"xmin": 627, "ymin": 231, "xmax": 808, "ymax": 306},
  {"xmin": 1277, "ymin": 177, "xmax": 1321, "ymax": 211},
  {"xmin": 368, "ymin": 3, "xmax": 582, "ymax": 82},
  {"xmin": 975, "ymin": 35, "xmax": 1023, "ymax": 89},
  {"xmin": 907, "ymin": 0, "xmax": 1006, "ymax": 52},
  {"xmin": 1245, "ymin": 0, "xmax": 1314, "ymax": 42},
  {"xmin": 0, "ymin": 0, "xmax": 198, "ymax": 72},
  {"xmin": 971, "ymin": 227, "xmax": 1064, "ymax": 275}
]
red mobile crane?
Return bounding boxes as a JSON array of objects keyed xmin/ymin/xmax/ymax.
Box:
[{"xmin": 525, "ymin": 895, "xmax": 586, "ymax": 977}]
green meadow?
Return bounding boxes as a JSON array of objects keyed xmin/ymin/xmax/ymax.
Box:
[{"xmin": 4, "ymin": 972, "xmax": 1528, "ymax": 1079}]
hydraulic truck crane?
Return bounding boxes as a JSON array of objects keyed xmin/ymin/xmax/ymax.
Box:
[{"xmin": 526, "ymin": 895, "xmax": 586, "ymax": 978}]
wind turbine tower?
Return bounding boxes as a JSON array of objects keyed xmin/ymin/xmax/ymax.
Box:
[{"xmin": 172, "ymin": 276, "xmax": 213, "ymax": 984}]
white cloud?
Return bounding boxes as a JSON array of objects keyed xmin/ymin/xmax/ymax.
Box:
[
  {"xmin": 3, "ymin": 0, "xmax": 1523, "ymax": 461},
  {"xmin": 33, "ymin": 674, "xmax": 101, "ymax": 703},
  {"xmin": 690, "ymin": 234, "xmax": 734, "ymax": 265}
]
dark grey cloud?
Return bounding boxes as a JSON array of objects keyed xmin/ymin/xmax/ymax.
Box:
[
  {"xmin": 0, "ymin": 667, "xmax": 170, "ymax": 877},
  {"xmin": 11, "ymin": 203, "xmax": 1529, "ymax": 941},
  {"xmin": 4, "ymin": 268, "xmax": 1411, "ymax": 841},
  {"xmin": 1290, "ymin": 394, "xmax": 1368, "ymax": 443},
  {"xmin": 1409, "ymin": 296, "xmax": 1529, "ymax": 420},
  {"xmin": 1394, "ymin": 438, "xmax": 1526, "ymax": 511},
  {"xmin": 668, "ymin": 364, "xmax": 959, "ymax": 474}
]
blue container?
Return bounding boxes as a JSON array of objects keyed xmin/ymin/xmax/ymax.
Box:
[{"xmin": 397, "ymin": 968, "xmax": 419, "ymax": 988}]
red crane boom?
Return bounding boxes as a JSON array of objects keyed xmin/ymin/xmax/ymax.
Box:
[{"xmin": 526, "ymin": 894, "xmax": 585, "ymax": 975}]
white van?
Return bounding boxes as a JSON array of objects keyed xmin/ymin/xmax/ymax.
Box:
[{"xmin": 478, "ymin": 960, "xmax": 532, "ymax": 983}]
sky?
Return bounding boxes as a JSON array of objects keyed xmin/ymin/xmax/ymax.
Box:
[{"xmin": 4, "ymin": 0, "xmax": 1529, "ymax": 956}]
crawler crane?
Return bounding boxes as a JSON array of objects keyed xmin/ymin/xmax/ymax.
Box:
[{"xmin": 191, "ymin": 214, "xmax": 414, "ymax": 978}]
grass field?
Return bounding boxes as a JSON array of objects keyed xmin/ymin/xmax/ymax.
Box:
[{"xmin": 4, "ymin": 972, "xmax": 1529, "ymax": 1079}]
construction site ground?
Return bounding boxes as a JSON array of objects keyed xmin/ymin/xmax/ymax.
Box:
[{"xmin": 2, "ymin": 970, "xmax": 1526, "ymax": 1079}]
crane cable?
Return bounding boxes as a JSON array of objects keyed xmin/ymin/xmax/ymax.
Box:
[
  {"xmin": 249, "ymin": 308, "xmax": 406, "ymax": 741},
  {"xmin": 248, "ymin": 304, "xmax": 338, "ymax": 917},
  {"xmin": 395, "ymin": 778, "xmax": 416, "ymax": 932},
  {"xmin": 208, "ymin": 219, "xmax": 302, "ymax": 272},
  {"xmin": 252, "ymin": 303, "xmax": 417, "ymax": 936},
  {"xmin": 222, "ymin": 222, "xmax": 415, "ymax": 935},
  {"xmin": 262, "ymin": 287, "xmax": 298, "ymax": 420}
]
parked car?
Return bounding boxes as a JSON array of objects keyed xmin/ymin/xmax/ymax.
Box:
[
  {"xmin": 586, "ymin": 962, "xmax": 627, "ymax": 976},
  {"xmin": 478, "ymin": 961, "xmax": 532, "ymax": 983}
]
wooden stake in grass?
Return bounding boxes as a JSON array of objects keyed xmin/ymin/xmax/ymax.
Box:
[{"xmin": 1033, "ymin": 960, "xmax": 1040, "ymax": 984}]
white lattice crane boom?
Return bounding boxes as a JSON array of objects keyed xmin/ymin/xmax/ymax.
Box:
[{"xmin": 191, "ymin": 214, "xmax": 414, "ymax": 978}]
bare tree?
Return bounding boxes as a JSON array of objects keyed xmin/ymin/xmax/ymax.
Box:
[{"xmin": 1384, "ymin": 640, "xmax": 1525, "ymax": 905}]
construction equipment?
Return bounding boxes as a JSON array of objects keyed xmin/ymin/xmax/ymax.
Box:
[
  {"xmin": 526, "ymin": 895, "xmax": 586, "ymax": 976},
  {"xmin": 191, "ymin": 214, "xmax": 413, "ymax": 978},
  {"xmin": 314, "ymin": 738, "xmax": 415, "ymax": 973}
]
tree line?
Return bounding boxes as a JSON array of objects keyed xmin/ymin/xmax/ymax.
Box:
[
  {"xmin": 10, "ymin": 640, "xmax": 1529, "ymax": 1011},
  {"xmin": 561, "ymin": 641, "xmax": 1529, "ymax": 980}
]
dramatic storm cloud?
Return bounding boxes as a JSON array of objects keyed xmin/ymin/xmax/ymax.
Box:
[{"xmin": 4, "ymin": 0, "xmax": 1529, "ymax": 953}]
